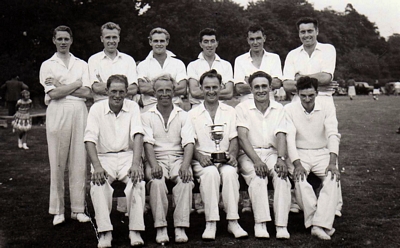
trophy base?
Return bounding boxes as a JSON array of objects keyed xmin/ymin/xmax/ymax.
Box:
[{"xmin": 211, "ymin": 152, "xmax": 227, "ymax": 163}]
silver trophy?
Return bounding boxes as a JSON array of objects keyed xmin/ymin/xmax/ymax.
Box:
[{"xmin": 209, "ymin": 124, "xmax": 227, "ymax": 163}]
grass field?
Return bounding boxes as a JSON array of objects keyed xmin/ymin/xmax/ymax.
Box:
[{"xmin": 0, "ymin": 95, "xmax": 399, "ymax": 247}]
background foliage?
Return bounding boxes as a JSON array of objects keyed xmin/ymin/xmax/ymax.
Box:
[{"xmin": 1, "ymin": 0, "xmax": 399, "ymax": 102}]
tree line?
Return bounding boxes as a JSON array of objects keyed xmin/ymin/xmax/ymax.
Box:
[{"xmin": 1, "ymin": 0, "xmax": 399, "ymax": 103}]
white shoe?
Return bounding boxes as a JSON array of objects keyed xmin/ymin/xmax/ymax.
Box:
[
  {"xmin": 227, "ymin": 220, "xmax": 248, "ymax": 238},
  {"xmin": 129, "ymin": 231, "xmax": 144, "ymax": 246},
  {"xmin": 290, "ymin": 203, "xmax": 301, "ymax": 213},
  {"xmin": 22, "ymin": 143, "xmax": 29, "ymax": 150},
  {"xmin": 311, "ymin": 226, "xmax": 331, "ymax": 240},
  {"xmin": 241, "ymin": 207, "xmax": 252, "ymax": 213},
  {"xmin": 324, "ymin": 227, "xmax": 336, "ymax": 236},
  {"xmin": 53, "ymin": 214, "xmax": 65, "ymax": 226},
  {"xmin": 71, "ymin": 212, "xmax": 90, "ymax": 222},
  {"xmin": 98, "ymin": 231, "xmax": 112, "ymax": 248},
  {"xmin": 335, "ymin": 210, "xmax": 342, "ymax": 217},
  {"xmin": 156, "ymin": 227, "xmax": 169, "ymax": 244},
  {"xmin": 254, "ymin": 222, "xmax": 269, "ymax": 239},
  {"xmin": 276, "ymin": 226, "xmax": 290, "ymax": 239},
  {"xmin": 18, "ymin": 139, "xmax": 23, "ymax": 148},
  {"xmin": 202, "ymin": 221, "xmax": 217, "ymax": 240},
  {"xmin": 175, "ymin": 227, "xmax": 188, "ymax": 243}
]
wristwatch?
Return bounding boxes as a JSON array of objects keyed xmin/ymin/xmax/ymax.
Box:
[{"xmin": 278, "ymin": 156, "xmax": 286, "ymax": 161}]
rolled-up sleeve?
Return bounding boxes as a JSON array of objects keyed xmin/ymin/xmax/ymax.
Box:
[
  {"xmin": 274, "ymin": 107, "xmax": 287, "ymax": 135},
  {"xmin": 175, "ymin": 61, "xmax": 187, "ymax": 83},
  {"xmin": 228, "ymin": 109, "xmax": 238, "ymax": 140},
  {"xmin": 127, "ymin": 57, "xmax": 138, "ymax": 85},
  {"xmin": 235, "ymin": 104, "xmax": 249, "ymax": 130},
  {"xmin": 141, "ymin": 113, "xmax": 155, "ymax": 145},
  {"xmin": 320, "ymin": 45, "xmax": 336, "ymax": 77},
  {"xmin": 84, "ymin": 106, "xmax": 100, "ymax": 145},
  {"xmin": 234, "ymin": 57, "xmax": 246, "ymax": 85},
  {"xmin": 180, "ymin": 112, "xmax": 195, "ymax": 148},
  {"xmin": 284, "ymin": 109, "xmax": 300, "ymax": 162},
  {"xmin": 39, "ymin": 62, "xmax": 56, "ymax": 93},
  {"xmin": 283, "ymin": 51, "xmax": 296, "ymax": 81},
  {"xmin": 324, "ymin": 103, "xmax": 340, "ymax": 155},
  {"xmin": 130, "ymin": 103, "xmax": 144, "ymax": 139}
]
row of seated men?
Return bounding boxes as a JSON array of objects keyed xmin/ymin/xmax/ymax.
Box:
[
  {"xmin": 39, "ymin": 17, "xmax": 341, "ymax": 248},
  {"xmin": 84, "ymin": 71, "xmax": 341, "ymax": 247}
]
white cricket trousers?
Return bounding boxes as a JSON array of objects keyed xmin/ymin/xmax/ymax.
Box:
[
  {"xmin": 47, "ymin": 99, "xmax": 87, "ymax": 215},
  {"xmin": 238, "ymin": 148, "xmax": 291, "ymax": 226},
  {"xmin": 90, "ymin": 151, "xmax": 146, "ymax": 232},
  {"xmin": 192, "ymin": 162, "xmax": 240, "ymax": 221},
  {"xmin": 290, "ymin": 148, "xmax": 339, "ymax": 229},
  {"xmin": 145, "ymin": 154, "xmax": 194, "ymax": 228}
]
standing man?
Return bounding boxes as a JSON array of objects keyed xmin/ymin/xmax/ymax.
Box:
[
  {"xmin": 187, "ymin": 28, "xmax": 234, "ymax": 108},
  {"xmin": 236, "ymin": 71, "xmax": 291, "ymax": 239},
  {"xmin": 39, "ymin": 25, "xmax": 91, "ymax": 225},
  {"xmin": 283, "ymin": 17, "xmax": 336, "ymax": 103},
  {"xmin": 137, "ymin": 27, "xmax": 187, "ymax": 112},
  {"xmin": 1, "ymin": 75, "xmax": 29, "ymax": 116},
  {"xmin": 189, "ymin": 69, "xmax": 248, "ymax": 240},
  {"xmin": 88, "ymin": 22, "xmax": 138, "ymax": 102},
  {"xmin": 285, "ymin": 76, "xmax": 340, "ymax": 240},
  {"xmin": 142, "ymin": 74, "xmax": 195, "ymax": 244},
  {"xmin": 234, "ymin": 25, "xmax": 283, "ymax": 102},
  {"xmin": 85, "ymin": 75, "xmax": 146, "ymax": 247}
]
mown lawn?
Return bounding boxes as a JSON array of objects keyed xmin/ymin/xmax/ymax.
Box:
[{"xmin": 0, "ymin": 95, "xmax": 399, "ymax": 247}]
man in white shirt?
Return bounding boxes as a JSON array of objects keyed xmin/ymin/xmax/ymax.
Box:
[
  {"xmin": 137, "ymin": 27, "xmax": 187, "ymax": 112},
  {"xmin": 187, "ymin": 28, "xmax": 234, "ymax": 108},
  {"xmin": 189, "ymin": 69, "xmax": 248, "ymax": 240},
  {"xmin": 85, "ymin": 75, "xmax": 146, "ymax": 247},
  {"xmin": 88, "ymin": 22, "xmax": 138, "ymax": 102},
  {"xmin": 236, "ymin": 71, "xmax": 291, "ymax": 239},
  {"xmin": 234, "ymin": 25, "xmax": 283, "ymax": 102},
  {"xmin": 39, "ymin": 25, "xmax": 91, "ymax": 226},
  {"xmin": 283, "ymin": 17, "xmax": 336, "ymax": 101},
  {"xmin": 142, "ymin": 74, "xmax": 195, "ymax": 244},
  {"xmin": 282, "ymin": 17, "xmax": 342, "ymax": 215},
  {"xmin": 284, "ymin": 76, "xmax": 341, "ymax": 240}
]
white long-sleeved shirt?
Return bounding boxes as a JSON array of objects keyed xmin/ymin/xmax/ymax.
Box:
[{"xmin": 284, "ymin": 96, "xmax": 340, "ymax": 162}]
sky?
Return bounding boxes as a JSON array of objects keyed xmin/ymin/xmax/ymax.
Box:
[{"xmin": 232, "ymin": 0, "xmax": 400, "ymax": 39}]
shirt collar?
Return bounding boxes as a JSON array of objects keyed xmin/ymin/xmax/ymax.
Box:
[
  {"xmin": 299, "ymin": 98, "xmax": 322, "ymax": 114},
  {"xmin": 104, "ymin": 99, "xmax": 129, "ymax": 115},
  {"xmin": 100, "ymin": 50, "xmax": 122, "ymax": 60},
  {"xmin": 146, "ymin": 50, "xmax": 176, "ymax": 60},
  {"xmin": 300, "ymin": 42, "xmax": 322, "ymax": 52},
  {"xmin": 198, "ymin": 102, "xmax": 229, "ymax": 114},
  {"xmin": 248, "ymin": 99, "xmax": 279, "ymax": 111},
  {"xmin": 245, "ymin": 49, "xmax": 268, "ymax": 59},
  {"xmin": 198, "ymin": 52, "xmax": 221, "ymax": 61},
  {"xmin": 49, "ymin": 52, "xmax": 76, "ymax": 63}
]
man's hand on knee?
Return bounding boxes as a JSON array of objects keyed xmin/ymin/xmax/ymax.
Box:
[
  {"xmin": 151, "ymin": 164, "xmax": 163, "ymax": 179},
  {"xmin": 92, "ymin": 166, "xmax": 108, "ymax": 186},
  {"xmin": 293, "ymin": 160, "xmax": 307, "ymax": 182},
  {"xmin": 179, "ymin": 166, "xmax": 193, "ymax": 183},
  {"xmin": 128, "ymin": 165, "xmax": 144, "ymax": 184},
  {"xmin": 254, "ymin": 160, "xmax": 268, "ymax": 179}
]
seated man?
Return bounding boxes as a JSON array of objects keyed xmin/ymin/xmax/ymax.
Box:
[
  {"xmin": 84, "ymin": 75, "xmax": 146, "ymax": 247},
  {"xmin": 189, "ymin": 69, "xmax": 248, "ymax": 240},
  {"xmin": 142, "ymin": 74, "xmax": 195, "ymax": 244},
  {"xmin": 285, "ymin": 76, "xmax": 341, "ymax": 240},
  {"xmin": 236, "ymin": 71, "xmax": 291, "ymax": 239}
]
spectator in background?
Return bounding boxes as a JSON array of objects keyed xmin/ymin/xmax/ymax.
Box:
[
  {"xmin": 373, "ymin": 79, "xmax": 380, "ymax": 100},
  {"xmin": 1, "ymin": 75, "xmax": 29, "ymax": 116},
  {"xmin": 347, "ymin": 78, "xmax": 356, "ymax": 100}
]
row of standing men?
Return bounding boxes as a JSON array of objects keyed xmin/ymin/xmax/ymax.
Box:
[{"xmin": 39, "ymin": 17, "xmax": 341, "ymax": 247}]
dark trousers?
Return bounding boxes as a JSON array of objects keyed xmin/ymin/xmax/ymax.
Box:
[{"xmin": 7, "ymin": 101, "xmax": 17, "ymax": 116}]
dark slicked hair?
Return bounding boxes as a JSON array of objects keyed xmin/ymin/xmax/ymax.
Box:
[
  {"xmin": 53, "ymin": 25, "xmax": 73, "ymax": 38},
  {"xmin": 296, "ymin": 17, "xmax": 319, "ymax": 30},
  {"xmin": 106, "ymin": 74, "xmax": 128, "ymax": 89},
  {"xmin": 199, "ymin": 28, "xmax": 218, "ymax": 42},
  {"xmin": 199, "ymin": 69, "xmax": 222, "ymax": 86},
  {"xmin": 247, "ymin": 24, "xmax": 265, "ymax": 36},
  {"xmin": 248, "ymin": 71, "xmax": 272, "ymax": 87},
  {"xmin": 296, "ymin": 76, "xmax": 319, "ymax": 91}
]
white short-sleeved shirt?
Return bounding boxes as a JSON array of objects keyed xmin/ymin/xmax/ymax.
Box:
[
  {"xmin": 39, "ymin": 53, "xmax": 90, "ymax": 105},
  {"xmin": 141, "ymin": 105, "xmax": 195, "ymax": 157},
  {"xmin": 236, "ymin": 99, "xmax": 286, "ymax": 150},
  {"xmin": 234, "ymin": 50, "xmax": 283, "ymax": 102},
  {"xmin": 189, "ymin": 102, "xmax": 237, "ymax": 156},
  {"xmin": 284, "ymin": 97, "xmax": 340, "ymax": 162},
  {"xmin": 187, "ymin": 53, "xmax": 233, "ymax": 105},
  {"xmin": 84, "ymin": 99, "xmax": 144, "ymax": 154},
  {"xmin": 283, "ymin": 42, "xmax": 336, "ymax": 93},
  {"xmin": 137, "ymin": 50, "xmax": 187, "ymax": 107},
  {"xmin": 88, "ymin": 50, "xmax": 138, "ymax": 102}
]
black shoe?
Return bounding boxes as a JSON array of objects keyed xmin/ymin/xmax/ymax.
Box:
[{"xmin": 396, "ymin": 128, "xmax": 400, "ymax": 134}]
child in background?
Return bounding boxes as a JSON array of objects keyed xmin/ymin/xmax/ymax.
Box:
[{"xmin": 12, "ymin": 90, "xmax": 32, "ymax": 149}]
